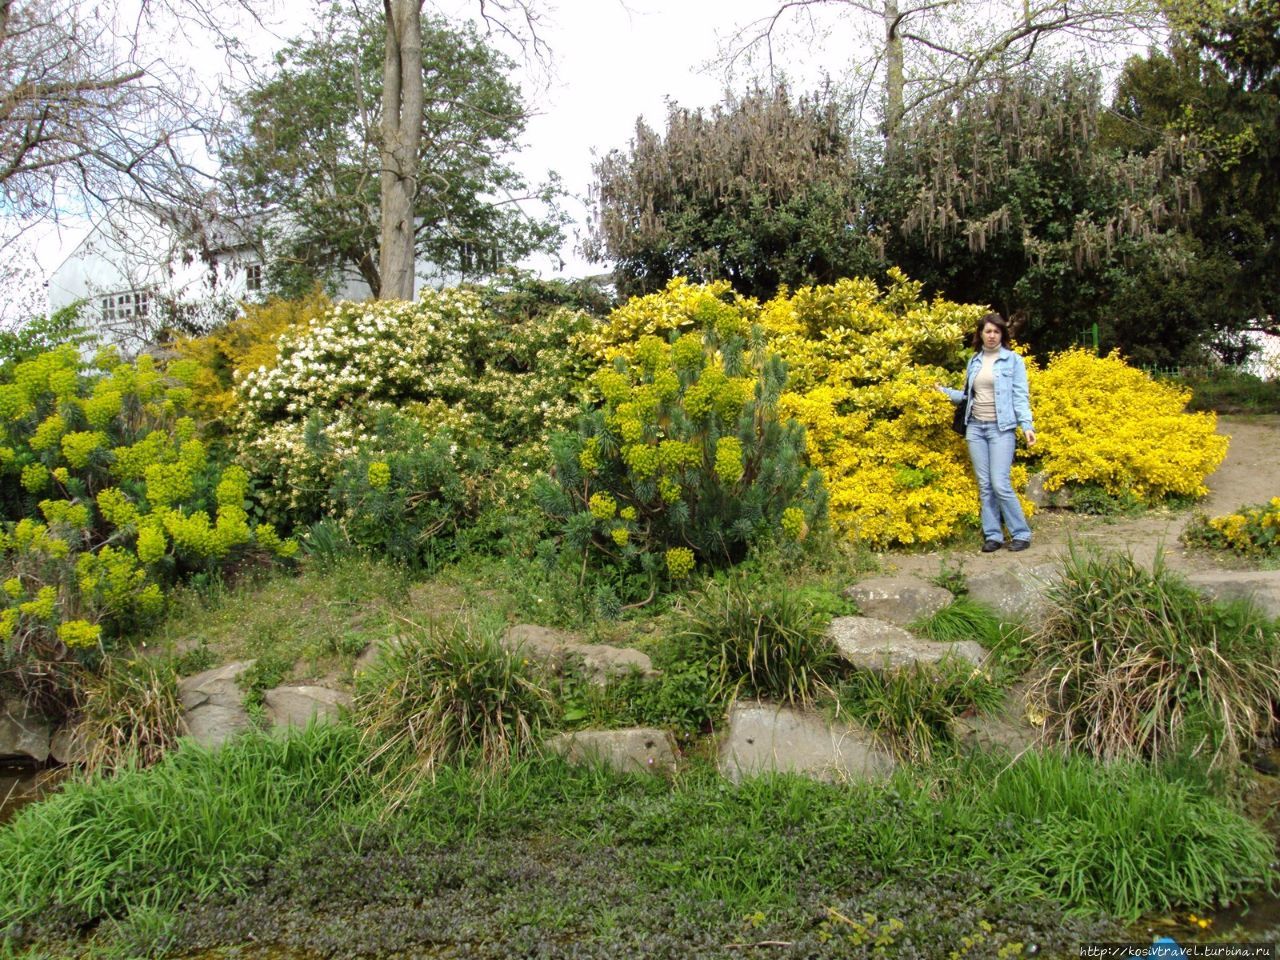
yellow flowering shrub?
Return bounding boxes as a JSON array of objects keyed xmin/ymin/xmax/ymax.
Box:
[
  {"xmin": 581, "ymin": 276, "xmax": 1221, "ymax": 547},
  {"xmin": 1031, "ymin": 349, "xmax": 1227, "ymax": 501},
  {"xmin": 1184, "ymin": 497, "xmax": 1280, "ymax": 557},
  {"xmin": 0, "ymin": 346, "xmax": 297, "ymax": 716},
  {"xmin": 170, "ymin": 287, "xmax": 332, "ymax": 425}
]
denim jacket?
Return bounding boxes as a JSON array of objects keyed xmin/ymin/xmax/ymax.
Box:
[{"xmin": 941, "ymin": 347, "xmax": 1034, "ymax": 433}]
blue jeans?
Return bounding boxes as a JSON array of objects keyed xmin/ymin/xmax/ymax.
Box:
[{"xmin": 965, "ymin": 420, "xmax": 1031, "ymax": 543}]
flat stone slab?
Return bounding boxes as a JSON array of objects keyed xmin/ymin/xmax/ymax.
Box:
[
  {"xmin": 964, "ymin": 562, "xmax": 1060, "ymax": 625},
  {"xmin": 826, "ymin": 616, "xmax": 986, "ymax": 672},
  {"xmin": 264, "ymin": 685, "xmax": 352, "ymax": 729},
  {"xmin": 0, "ymin": 699, "xmax": 52, "ymax": 762},
  {"xmin": 1187, "ymin": 570, "xmax": 1280, "ymax": 619},
  {"xmin": 949, "ymin": 685, "xmax": 1045, "ymax": 756},
  {"xmin": 718, "ymin": 701, "xmax": 895, "ymax": 783},
  {"xmin": 178, "ymin": 661, "xmax": 255, "ymax": 749},
  {"xmin": 503, "ymin": 624, "xmax": 656, "ymax": 682},
  {"xmin": 544, "ymin": 727, "xmax": 677, "ymax": 776},
  {"xmin": 842, "ymin": 576, "xmax": 954, "ymax": 627}
]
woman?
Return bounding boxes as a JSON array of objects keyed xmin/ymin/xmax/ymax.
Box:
[{"xmin": 939, "ymin": 312, "xmax": 1037, "ymax": 553}]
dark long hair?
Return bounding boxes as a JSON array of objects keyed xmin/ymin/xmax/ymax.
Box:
[{"xmin": 971, "ymin": 311, "xmax": 1011, "ymax": 350}]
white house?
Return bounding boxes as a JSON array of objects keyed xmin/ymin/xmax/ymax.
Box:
[
  {"xmin": 45, "ymin": 202, "xmax": 376, "ymax": 355},
  {"xmin": 44, "ymin": 202, "xmax": 494, "ymax": 356}
]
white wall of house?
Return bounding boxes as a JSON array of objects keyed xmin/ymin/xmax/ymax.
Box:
[{"xmin": 46, "ymin": 204, "xmax": 271, "ymax": 355}]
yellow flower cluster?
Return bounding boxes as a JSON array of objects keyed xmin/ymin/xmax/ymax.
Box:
[
  {"xmin": 57, "ymin": 619, "xmax": 102, "ymax": 649},
  {"xmin": 1030, "ymin": 349, "xmax": 1227, "ymax": 501},
  {"xmin": 1186, "ymin": 497, "xmax": 1280, "ymax": 557},
  {"xmin": 367, "ymin": 461, "xmax": 392, "ymax": 491},
  {"xmin": 665, "ymin": 546, "xmax": 696, "ymax": 578},
  {"xmin": 588, "ymin": 492, "xmax": 618, "ymax": 521}
]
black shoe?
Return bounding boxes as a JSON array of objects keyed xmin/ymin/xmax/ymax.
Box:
[
  {"xmin": 1008, "ymin": 540, "xmax": 1031, "ymax": 552},
  {"xmin": 981, "ymin": 539, "xmax": 1003, "ymax": 553}
]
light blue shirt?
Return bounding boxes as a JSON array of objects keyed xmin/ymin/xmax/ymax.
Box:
[{"xmin": 941, "ymin": 346, "xmax": 1034, "ymax": 433}]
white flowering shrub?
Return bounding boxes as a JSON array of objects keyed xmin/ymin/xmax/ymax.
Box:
[{"xmin": 232, "ymin": 288, "xmax": 594, "ymax": 531}]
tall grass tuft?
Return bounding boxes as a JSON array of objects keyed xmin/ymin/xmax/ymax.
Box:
[
  {"xmin": 672, "ymin": 572, "xmax": 839, "ymax": 705},
  {"xmin": 75, "ymin": 657, "xmax": 187, "ymax": 773},
  {"xmin": 836, "ymin": 661, "xmax": 1005, "ymax": 761},
  {"xmin": 910, "ymin": 596, "xmax": 1031, "ymax": 675},
  {"xmin": 1028, "ymin": 546, "xmax": 1280, "ymax": 768},
  {"xmin": 353, "ymin": 616, "xmax": 553, "ymax": 803},
  {"xmin": 0, "ymin": 724, "xmax": 368, "ymax": 929}
]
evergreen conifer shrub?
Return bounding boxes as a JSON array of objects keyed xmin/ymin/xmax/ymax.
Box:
[{"xmin": 535, "ymin": 324, "xmax": 826, "ymax": 586}]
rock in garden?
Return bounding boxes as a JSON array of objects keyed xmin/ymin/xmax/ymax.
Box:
[
  {"xmin": 48, "ymin": 724, "xmax": 90, "ymax": 765},
  {"xmin": 949, "ymin": 684, "xmax": 1045, "ymax": 756},
  {"xmin": 718, "ymin": 701, "xmax": 895, "ymax": 783},
  {"xmin": 178, "ymin": 661, "xmax": 255, "ymax": 749},
  {"xmin": 0, "ymin": 699, "xmax": 51, "ymax": 762},
  {"xmin": 544, "ymin": 727, "xmax": 677, "ymax": 776},
  {"xmin": 964, "ymin": 562, "xmax": 1060, "ymax": 625},
  {"xmin": 842, "ymin": 575, "xmax": 954, "ymax": 627},
  {"xmin": 826, "ymin": 616, "xmax": 985, "ymax": 672},
  {"xmin": 1025, "ymin": 472, "xmax": 1071, "ymax": 510},
  {"xmin": 264, "ymin": 685, "xmax": 352, "ymax": 729},
  {"xmin": 502, "ymin": 624, "xmax": 656, "ymax": 682},
  {"xmin": 1187, "ymin": 570, "xmax": 1280, "ymax": 620}
]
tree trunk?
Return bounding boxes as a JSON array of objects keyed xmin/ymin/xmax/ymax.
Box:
[
  {"xmin": 379, "ymin": 0, "xmax": 423, "ymax": 301},
  {"xmin": 884, "ymin": 0, "xmax": 904, "ymax": 151}
]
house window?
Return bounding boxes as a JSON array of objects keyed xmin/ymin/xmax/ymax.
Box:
[
  {"xmin": 100, "ymin": 290, "xmax": 152, "ymax": 325},
  {"xmin": 245, "ymin": 263, "xmax": 263, "ymax": 293},
  {"xmin": 459, "ymin": 240, "xmax": 500, "ymax": 276}
]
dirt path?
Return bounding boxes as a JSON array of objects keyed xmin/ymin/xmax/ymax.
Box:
[{"xmin": 882, "ymin": 414, "xmax": 1280, "ymax": 579}]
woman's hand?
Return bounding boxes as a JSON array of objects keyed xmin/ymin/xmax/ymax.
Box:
[{"xmin": 1024, "ymin": 429, "xmax": 1037, "ymax": 447}]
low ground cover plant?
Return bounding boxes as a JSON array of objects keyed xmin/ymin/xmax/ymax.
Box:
[
  {"xmin": 671, "ymin": 570, "xmax": 840, "ymax": 705},
  {"xmin": 353, "ymin": 615, "xmax": 553, "ymax": 804},
  {"xmin": 1027, "ymin": 547, "xmax": 1280, "ymax": 768}
]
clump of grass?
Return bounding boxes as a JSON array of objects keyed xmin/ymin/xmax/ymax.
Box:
[
  {"xmin": 1027, "ymin": 545, "xmax": 1280, "ymax": 768},
  {"xmin": 672, "ymin": 572, "xmax": 839, "ymax": 706},
  {"xmin": 835, "ymin": 661, "xmax": 1005, "ymax": 761},
  {"xmin": 911, "ymin": 597, "xmax": 1030, "ymax": 676},
  {"xmin": 75, "ymin": 657, "xmax": 187, "ymax": 774},
  {"xmin": 354, "ymin": 616, "xmax": 553, "ymax": 803}
]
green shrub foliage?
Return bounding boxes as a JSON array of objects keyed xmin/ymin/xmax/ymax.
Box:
[
  {"xmin": 0, "ymin": 346, "xmax": 294, "ymax": 714},
  {"xmin": 536, "ymin": 325, "xmax": 826, "ymax": 586}
]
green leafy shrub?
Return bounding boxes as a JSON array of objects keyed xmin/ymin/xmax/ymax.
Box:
[
  {"xmin": 326, "ymin": 410, "xmax": 490, "ymax": 569},
  {"xmin": 671, "ymin": 572, "xmax": 838, "ymax": 705},
  {"xmin": 0, "ymin": 347, "xmax": 295, "ymax": 716},
  {"xmin": 536, "ymin": 323, "xmax": 826, "ymax": 591},
  {"xmin": 1027, "ymin": 546, "xmax": 1280, "ymax": 768},
  {"xmin": 353, "ymin": 617, "xmax": 553, "ymax": 802}
]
